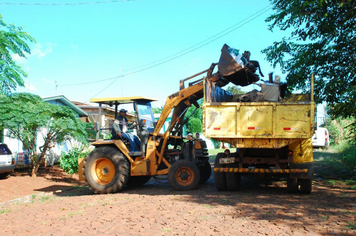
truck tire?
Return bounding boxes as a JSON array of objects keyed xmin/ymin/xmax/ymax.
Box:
[
  {"xmin": 128, "ymin": 176, "xmax": 151, "ymax": 187},
  {"xmin": 226, "ymin": 164, "xmax": 241, "ymax": 191},
  {"xmin": 214, "ymin": 153, "xmax": 227, "ymax": 191},
  {"xmin": 168, "ymin": 160, "xmax": 200, "ymax": 191},
  {"xmin": 197, "ymin": 161, "xmax": 212, "ymax": 184},
  {"xmin": 300, "ymin": 179, "xmax": 312, "ymax": 194},
  {"xmin": 83, "ymin": 146, "xmax": 129, "ymax": 194},
  {"xmin": 286, "ymin": 177, "xmax": 298, "ymax": 193}
]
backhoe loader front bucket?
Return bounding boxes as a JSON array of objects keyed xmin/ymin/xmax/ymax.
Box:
[{"xmin": 218, "ymin": 44, "xmax": 260, "ymax": 86}]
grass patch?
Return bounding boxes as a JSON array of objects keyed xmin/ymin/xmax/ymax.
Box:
[
  {"xmin": 208, "ymin": 148, "xmax": 237, "ymax": 160},
  {"xmin": 161, "ymin": 228, "xmax": 173, "ymax": 233},
  {"xmin": 66, "ymin": 210, "xmax": 83, "ymax": 218},
  {"xmin": 314, "ymin": 143, "xmax": 356, "ymax": 181},
  {"xmin": 40, "ymin": 196, "xmax": 50, "ymax": 202},
  {"xmin": 347, "ymin": 222, "xmax": 356, "ymax": 230},
  {"xmin": 0, "ymin": 208, "xmax": 11, "ymax": 214}
]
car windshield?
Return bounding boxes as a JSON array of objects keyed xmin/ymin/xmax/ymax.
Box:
[
  {"xmin": 0, "ymin": 145, "xmax": 11, "ymax": 155},
  {"xmin": 137, "ymin": 103, "xmax": 155, "ymax": 132}
]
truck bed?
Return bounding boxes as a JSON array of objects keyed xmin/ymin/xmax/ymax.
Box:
[{"xmin": 203, "ymin": 100, "xmax": 315, "ymax": 148}]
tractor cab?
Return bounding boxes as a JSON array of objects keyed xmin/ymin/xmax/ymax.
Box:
[{"xmin": 90, "ymin": 96, "xmax": 157, "ymax": 153}]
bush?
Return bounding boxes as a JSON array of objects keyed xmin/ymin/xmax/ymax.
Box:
[
  {"xmin": 60, "ymin": 147, "xmax": 91, "ymax": 174},
  {"xmin": 333, "ymin": 142, "xmax": 356, "ymax": 171},
  {"xmin": 326, "ymin": 116, "xmax": 355, "ymax": 145}
]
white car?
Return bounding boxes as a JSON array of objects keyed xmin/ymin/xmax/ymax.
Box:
[
  {"xmin": 312, "ymin": 127, "xmax": 330, "ymax": 148},
  {"xmin": 0, "ymin": 144, "xmax": 16, "ymax": 179}
]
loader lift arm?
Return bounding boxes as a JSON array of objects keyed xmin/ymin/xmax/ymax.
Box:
[
  {"xmin": 150, "ymin": 64, "xmax": 220, "ymax": 171},
  {"xmin": 153, "ymin": 63, "xmax": 219, "ymax": 138}
]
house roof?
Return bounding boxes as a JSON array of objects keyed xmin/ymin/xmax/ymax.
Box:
[{"xmin": 42, "ymin": 95, "xmax": 88, "ymax": 117}]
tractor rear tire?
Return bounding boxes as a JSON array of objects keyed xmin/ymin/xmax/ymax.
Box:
[
  {"xmin": 83, "ymin": 146, "xmax": 129, "ymax": 194},
  {"xmin": 214, "ymin": 153, "xmax": 227, "ymax": 191},
  {"xmin": 286, "ymin": 177, "xmax": 298, "ymax": 193},
  {"xmin": 197, "ymin": 161, "xmax": 212, "ymax": 184},
  {"xmin": 300, "ymin": 179, "xmax": 312, "ymax": 194},
  {"xmin": 168, "ymin": 160, "xmax": 200, "ymax": 191}
]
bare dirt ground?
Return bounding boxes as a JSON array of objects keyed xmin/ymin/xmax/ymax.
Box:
[{"xmin": 0, "ymin": 164, "xmax": 355, "ymax": 236}]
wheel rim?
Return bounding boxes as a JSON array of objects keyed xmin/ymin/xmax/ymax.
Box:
[
  {"xmin": 91, "ymin": 158, "xmax": 115, "ymax": 185},
  {"xmin": 175, "ymin": 167, "xmax": 194, "ymax": 186}
]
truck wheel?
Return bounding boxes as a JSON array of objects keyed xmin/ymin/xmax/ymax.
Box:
[
  {"xmin": 300, "ymin": 179, "xmax": 312, "ymax": 194},
  {"xmin": 286, "ymin": 177, "xmax": 298, "ymax": 193},
  {"xmin": 214, "ymin": 153, "xmax": 227, "ymax": 191},
  {"xmin": 128, "ymin": 176, "xmax": 151, "ymax": 187},
  {"xmin": 168, "ymin": 160, "xmax": 200, "ymax": 191},
  {"xmin": 83, "ymin": 146, "xmax": 129, "ymax": 194},
  {"xmin": 226, "ymin": 164, "xmax": 241, "ymax": 191},
  {"xmin": 197, "ymin": 161, "xmax": 212, "ymax": 184}
]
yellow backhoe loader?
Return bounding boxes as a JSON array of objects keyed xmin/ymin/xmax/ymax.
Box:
[{"xmin": 80, "ymin": 70, "xmax": 214, "ymax": 193}]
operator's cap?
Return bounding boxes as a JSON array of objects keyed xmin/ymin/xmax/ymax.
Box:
[
  {"xmin": 119, "ymin": 109, "xmax": 127, "ymax": 113},
  {"xmin": 187, "ymin": 133, "xmax": 193, "ymax": 137}
]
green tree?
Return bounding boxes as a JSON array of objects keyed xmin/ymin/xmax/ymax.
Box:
[
  {"xmin": 326, "ymin": 116, "xmax": 355, "ymax": 145},
  {"xmin": 185, "ymin": 99, "xmax": 203, "ymax": 134},
  {"xmin": 0, "ymin": 93, "xmax": 88, "ymax": 176},
  {"xmin": 152, "ymin": 106, "xmax": 163, "ymax": 114},
  {"xmin": 225, "ymin": 86, "xmax": 245, "ymax": 96},
  {"xmin": 262, "ymin": 0, "xmax": 356, "ymax": 135},
  {"xmin": 0, "ymin": 15, "xmax": 36, "ymax": 96}
]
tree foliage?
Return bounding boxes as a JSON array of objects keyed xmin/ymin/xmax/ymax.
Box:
[
  {"xmin": 185, "ymin": 99, "xmax": 203, "ymax": 134},
  {"xmin": 263, "ymin": 1, "xmax": 356, "ymax": 122},
  {"xmin": 225, "ymin": 86, "xmax": 245, "ymax": 96},
  {"xmin": 0, "ymin": 15, "xmax": 36, "ymax": 96},
  {"xmin": 0, "ymin": 93, "xmax": 88, "ymax": 176},
  {"xmin": 152, "ymin": 106, "xmax": 163, "ymax": 114},
  {"xmin": 60, "ymin": 146, "xmax": 91, "ymax": 175},
  {"xmin": 326, "ymin": 116, "xmax": 355, "ymax": 145}
]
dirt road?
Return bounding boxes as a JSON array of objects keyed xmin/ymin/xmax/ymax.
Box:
[{"xmin": 0, "ymin": 166, "xmax": 355, "ymax": 236}]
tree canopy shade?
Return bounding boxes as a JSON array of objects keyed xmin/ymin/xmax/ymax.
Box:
[
  {"xmin": 262, "ymin": 0, "xmax": 356, "ymax": 121},
  {"xmin": 0, "ymin": 14, "xmax": 35, "ymax": 96},
  {"xmin": 0, "ymin": 93, "xmax": 88, "ymax": 176}
]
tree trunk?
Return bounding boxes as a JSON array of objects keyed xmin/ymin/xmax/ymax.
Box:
[
  {"xmin": 30, "ymin": 135, "xmax": 52, "ymax": 177},
  {"xmin": 31, "ymin": 164, "xmax": 40, "ymax": 177}
]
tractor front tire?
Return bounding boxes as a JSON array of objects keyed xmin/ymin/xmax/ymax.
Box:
[
  {"xmin": 168, "ymin": 160, "xmax": 200, "ymax": 191},
  {"xmin": 83, "ymin": 146, "xmax": 129, "ymax": 194}
]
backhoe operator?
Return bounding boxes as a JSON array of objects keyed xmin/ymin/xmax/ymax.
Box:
[{"xmin": 112, "ymin": 109, "xmax": 141, "ymax": 152}]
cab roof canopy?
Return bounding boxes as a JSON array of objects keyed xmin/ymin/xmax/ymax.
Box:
[{"xmin": 90, "ymin": 96, "xmax": 158, "ymax": 106}]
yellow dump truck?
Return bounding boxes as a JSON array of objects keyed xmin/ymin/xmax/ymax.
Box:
[{"xmin": 202, "ymin": 45, "xmax": 316, "ymax": 193}]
